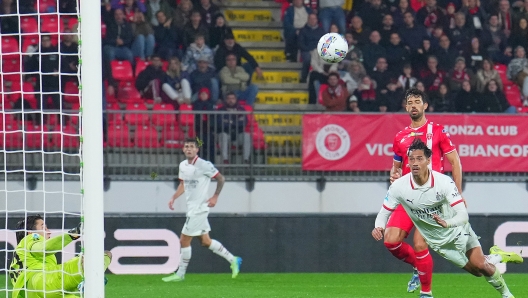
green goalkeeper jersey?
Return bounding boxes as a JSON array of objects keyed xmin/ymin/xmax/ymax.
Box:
[{"xmin": 9, "ymin": 233, "xmax": 73, "ymax": 292}]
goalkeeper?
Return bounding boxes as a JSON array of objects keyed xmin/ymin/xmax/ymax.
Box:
[{"xmin": 9, "ymin": 215, "xmax": 112, "ymax": 298}]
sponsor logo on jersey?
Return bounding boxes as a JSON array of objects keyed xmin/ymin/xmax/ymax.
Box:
[{"xmin": 315, "ymin": 124, "xmax": 351, "ymax": 161}]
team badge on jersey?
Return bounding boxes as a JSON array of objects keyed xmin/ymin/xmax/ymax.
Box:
[
  {"xmin": 32, "ymin": 233, "xmax": 40, "ymax": 240},
  {"xmin": 426, "ymin": 133, "xmax": 433, "ymax": 140}
]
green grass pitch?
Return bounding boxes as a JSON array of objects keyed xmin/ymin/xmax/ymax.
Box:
[{"xmin": 3, "ymin": 273, "xmax": 527, "ymax": 297}]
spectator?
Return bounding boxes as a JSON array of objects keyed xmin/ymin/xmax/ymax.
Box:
[
  {"xmin": 498, "ymin": 0, "xmax": 514, "ymax": 35},
  {"xmin": 357, "ymin": 0, "xmax": 390, "ymax": 31},
  {"xmin": 329, "ymin": 24, "xmax": 340, "ymax": 33},
  {"xmin": 398, "ymin": 63, "xmax": 418, "ymax": 90},
  {"xmin": 59, "ymin": 28, "xmax": 79, "ymax": 84},
  {"xmin": 298, "ymin": 13, "xmax": 326, "ymax": 82},
  {"xmin": 173, "ymin": 0, "xmax": 193, "ymax": 30},
  {"xmin": 399, "ymin": 12, "xmax": 429, "ymax": 52},
  {"xmin": 435, "ymin": 35, "xmax": 458, "ymax": 71},
  {"xmin": 420, "ymin": 55, "xmax": 446, "ymax": 91},
  {"xmin": 508, "ymin": 17, "xmax": 528, "ymax": 48},
  {"xmin": 112, "ymin": 0, "xmax": 147, "ymax": 22},
  {"xmin": 484, "ymin": 14, "xmax": 508, "ymax": 57},
  {"xmin": 219, "ymin": 54, "xmax": 258, "ymax": 106},
  {"xmin": 476, "ymin": 58, "xmax": 503, "ymax": 92},
  {"xmin": 342, "ymin": 33, "xmax": 364, "ymax": 64},
  {"xmin": 146, "ymin": 0, "xmax": 173, "ymax": 27},
  {"xmin": 379, "ymin": 14, "xmax": 397, "ymax": 46},
  {"xmin": 182, "ymin": 34, "xmax": 214, "ymax": 73},
  {"xmin": 429, "ymin": 83, "xmax": 455, "ymax": 112},
  {"xmin": 416, "ymin": 0, "xmax": 447, "ymax": 33},
  {"xmin": 362, "ymin": 31, "xmax": 387, "ymax": 72},
  {"xmin": 454, "ymin": 80, "xmax": 480, "ymax": 112},
  {"xmin": 192, "ymin": 87, "xmax": 216, "ymax": 161},
  {"xmin": 209, "ymin": 14, "xmax": 233, "ymax": 50},
  {"xmin": 412, "ymin": 38, "xmax": 435, "ymax": 71},
  {"xmin": 25, "ymin": 34, "xmax": 60, "ymax": 109},
  {"xmin": 370, "ymin": 57, "xmax": 396, "ymax": 94},
  {"xmin": 507, "ymin": 46, "xmax": 528, "ymax": 98},
  {"xmin": 153, "ymin": 10, "xmax": 182, "ymax": 60},
  {"xmin": 415, "ymin": 80, "xmax": 427, "ymax": 93},
  {"xmin": 514, "ymin": 0, "xmax": 528, "ymax": 24},
  {"xmin": 131, "ymin": 12, "xmax": 155, "ymax": 61},
  {"xmin": 451, "ymin": 13, "xmax": 474, "ymax": 53},
  {"xmin": 0, "ymin": 0, "xmax": 19, "ymax": 35},
  {"xmin": 135, "ymin": 54, "xmax": 165, "ymax": 102},
  {"xmin": 322, "ymin": 73, "xmax": 349, "ymax": 111},
  {"xmin": 463, "ymin": 37, "xmax": 487, "ymax": 71},
  {"xmin": 308, "ymin": 49, "xmax": 338, "ymax": 104},
  {"xmin": 460, "ymin": 0, "xmax": 488, "ymax": 31},
  {"xmin": 430, "ymin": 25, "xmax": 446, "ymax": 49},
  {"xmin": 161, "ymin": 57, "xmax": 192, "ymax": 105},
  {"xmin": 103, "ymin": 8, "xmax": 134, "ymax": 80},
  {"xmin": 392, "ymin": 0, "xmax": 415, "ymax": 28},
  {"xmin": 214, "ymin": 33, "xmax": 263, "ymax": 78},
  {"xmin": 448, "ymin": 57, "xmax": 474, "ymax": 92},
  {"xmin": 318, "ymin": 0, "xmax": 347, "ymax": 34},
  {"xmin": 445, "ymin": 2, "xmax": 457, "ymax": 29},
  {"xmin": 59, "ymin": 0, "xmax": 77, "ymax": 13},
  {"xmin": 482, "ymin": 79, "xmax": 517, "ymax": 112},
  {"xmin": 384, "ymin": 81, "xmax": 405, "ymax": 111},
  {"xmin": 183, "ymin": 10, "xmax": 209, "ymax": 48},
  {"xmin": 197, "ymin": 0, "xmax": 220, "ymax": 26},
  {"xmin": 493, "ymin": 45, "xmax": 514, "ymax": 64},
  {"xmin": 190, "ymin": 56, "xmax": 219, "ymax": 102},
  {"xmin": 216, "ymin": 92, "xmax": 251, "ymax": 164},
  {"xmin": 348, "ymin": 16, "xmax": 372, "ymax": 47},
  {"xmin": 283, "ymin": 0, "xmax": 312, "ymax": 62},
  {"xmin": 354, "ymin": 76, "xmax": 384, "ymax": 111},
  {"xmin": 349, "ymin": 60, "xmax": 367, "ymax": 84},
  {"xmin": 347, "ymin": 95, "xmax": 361, "ymax": 112}
]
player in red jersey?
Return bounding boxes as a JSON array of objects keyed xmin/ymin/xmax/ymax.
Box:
[{"xmin": 385, "ymin": 88, "xmax": 463, "ymax": 298}]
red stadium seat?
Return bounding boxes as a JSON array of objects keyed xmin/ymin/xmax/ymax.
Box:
[
  {"xmin": 2, "ymin": 37, "xmax": 19, "ymax": 54},
  {"xmin": 0, "ymin": 123, "xmax": 23, "ymax": 150},
  {"xmin": 67, "ymin": 17, "xmax": 78, "ymax": 31},
  {"xmin": 63, "ymin": 81, "xmax": 79, "ymax": 104},
  {"xmin": 504, "ymin": 85, "xmax": 522, "ymax": 107},
  {"xmin": 152, "ymin": 103, "xmax": 176, "ymax": 127},
  {"xmin": 101, "ymin": 22, "xmax": 107, "ymax": 39},
  {"xmin": 21, "ymin": 35, "xmax": 40, "ymax": 53},
  {"xmin": 135, "ymin": 60, "xmax": 150, "ymax": 77},
  {"xmin": 0, "ymin": 113, "xmax": 18, "ymax": 130},
  {"xmin": 124, "ymin": 102, "xmax": 149, "ymax": 125},
  {"xmin": 20, "ymin": 16, "xmax": 39, "ymax": 33},
  {"xmin": 179, "ymin": 104, "xmax": 194, "ymax": 127},
  {"xmin": 1, "ymin": 56, "xmax": 22, "ymax": 84},
  {"xmin": 50, "ymin": 124, "xmax": 79, "ymax": 149},
  {"xmin": 40, "ymin": 15, "xmax": 61, "ymax": 45},
  {"xmin": 134, "ymin": 125, "xmax": 160, "ymax": 148},
  {"xmin": 161, "ymin": 125, "xmax": 184, "ymax": 148},
  {"xmin": 45, "ymin": 114, "xmax": 60, "ymax": 126},
  {"xmin": 25, "ymin": 124, "xmax": 50, "ymax": 150},
  {"xmin": 107, "ymin": 124, "xmax": 133, "ymax": 147},
  {"xmin": 251, "ymin": 127, "xmax": 266, "ymax": 150},
  {"xmin": 10, "ymin": 82, "xmax": 37, "ymax": 108},
  {"xmin": 494, "ymin": 63, "xmax": 515, "ymax": 87},
  {"xmin": 111, "ymin": 60, "xmax": 134, "ymax": 82},
  {"xmin": 118, "ymin": 81, "xmax": 142, "ymax": 103}
]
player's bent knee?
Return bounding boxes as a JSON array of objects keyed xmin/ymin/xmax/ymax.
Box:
[
  {"xmin": 413, "ymin": 242, "xmax": 428, "ymax": 252},
  {"xmin": 384, "ymin": 228, "xmax": 406, "ymax": 243}
]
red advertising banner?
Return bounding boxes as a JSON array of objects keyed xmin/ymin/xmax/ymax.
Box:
[{"xmin": 302, "ymin": 114, "xmax": 528, "ymax": 172}]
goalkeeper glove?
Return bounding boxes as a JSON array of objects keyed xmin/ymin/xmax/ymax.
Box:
[{"xmin": 68, "ymin": 222, "xmax": 83, "ymax": 240}]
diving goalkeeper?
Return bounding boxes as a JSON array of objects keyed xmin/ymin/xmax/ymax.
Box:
[{"xmin": 9, "ymin": 215, "xmax": 112, "ymax": 298}]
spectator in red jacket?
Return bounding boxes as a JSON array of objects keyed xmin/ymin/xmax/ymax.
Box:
[
  {"xmin": 419, "ymin": 55, "xmax": 446, "ymax": 91},
  {"xmin": 322, "ymin": 73, "xmax": 349, "ymax": 111}
]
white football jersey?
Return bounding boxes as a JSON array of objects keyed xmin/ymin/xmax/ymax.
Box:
[
  {"xmin": 178, "ymin": 156, "xmax": 219, "ymax": 216},
  {"xmin": 383, "ymin": 170, "xmax": 465, "ymax": 249}
]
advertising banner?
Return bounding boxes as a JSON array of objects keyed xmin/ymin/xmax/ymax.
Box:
[{"xmin": 302, "ymin": 114, "xmax": 528, "ymax": 172}]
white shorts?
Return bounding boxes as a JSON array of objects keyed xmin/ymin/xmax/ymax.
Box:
[
  {"xmin": 434, "ymin": 225, "xmax": 481, "ymax": 268},
  {"xmin": 182, "ymin": 212, "xmax": 211, "ymax": 237}
]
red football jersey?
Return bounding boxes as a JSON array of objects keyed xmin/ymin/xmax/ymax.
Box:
[{"xmin": 393, "ymin": 120, "xmax": 456, "ymax": 175}]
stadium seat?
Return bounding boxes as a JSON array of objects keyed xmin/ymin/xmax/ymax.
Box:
[
  {"xmin": 179, "ymin": 104, "xmax": 194, "ymax": 127},
  {"xmin": 1, "ymin": 57, "xmax": 22, "ymax": 83},
  {"xmin": 152, "ymin": 103, "xmax": 177, "ymax": 127},
  {"xmin": 50, "ymin": 124, "xmax": 79, "ymax": 149},
  {"xmin": 63, "ymin": 81, "xmax": 79, "ymax": 104},
  {"xmin": 161, "ymin": 125, "xmax": 184, "ymax": 148},
  {"xmin": 134, "ymin": 125, "xmax": 160, "ymax": 148},
  {"xmin": 118, "ymin": 81, "xmax": 142, "ymax": 103},
  {"xmin": 251, "ymin": 127, "xmax": 266, "ymax": 150},
  {"xmin": 2, "ymin": 37, "xmax": 19, "ymax": 54},
  {"xmin": 0, "ymin": 123, "xmax": 23, "ymax": 150},
  {"xmin": 106, "ymin": 102, "xmax": 122, "ymax": 124},
  {"xmin": 318, "ymin": 84, "xmax": 328, "ymax": 104},
  {"xmin": 504, "ymin": 85, "xmax": 523, "ymax": 107},
  {"xmin": 111, "ymin": 60, "xmax": 134, "ymax": 82},
  {"xmin": 124, "ymin": 102, "xmax": 149, "ymax": 125},
  {"xmin": 20, "ymin": 16, "xmax": 39, "ymax": 33},
  {"xmin": 67, "ymin": 17, "xmax": 78, "ymax": 31},
  {"xmin": 10, "ymin": 81, "xmax": 37, "ymax": 108},
  {"xmin": 40, "ymin": 15, "xmax": 61, "ymax": 45},
  {"xmin": 21, "ymin": 35, "xmax": 40, "ymax": 53},
  {"xmin": 45, "ymin": 114, "xmax": 60, "ymax": 126},
  {"xmin": 35, "ymin": 0, "xmax": 57, "ymax": 13},
  {"xmin": 101, "ymin": 22, "xmax": 107, "ymax": 39},
  {"xmin": 25, "ymin": 124, "xmax": 50, "ymax": 150},
  {"xmin": 107, "ymin": 124, "xmax": 133, "ymax": 147},
  {"xmin": 494, "ymin": 64, "xmax": 514, "ymax": 87},
  {"xmin": 135, "ymin": 60, "xmax": 150, "ymax": 77}
]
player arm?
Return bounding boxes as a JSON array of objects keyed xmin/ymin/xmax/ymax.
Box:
[
  {"xmin": 390, "ymin": 157, "xmax": 403, "ymax": 183},
  {"xmin": 30, "ymin": 234, "xmax": 73, "ymax": 256},
  {"xmin": 374, "ymin": 188, "xmax": 400, "ymax": 229},
  {"xmin": 445, "ymin": 150, "xmax": 463, "ymax": 194},
  {"xmin": 212, "ymin": 172, "xmax": 225, "ymax": 196},
  {"xmin": 444, "ymin": 203, "xmax": 469, "ymax": 228},
  {"xmin": 172, "ymin": 181, "xmax": 185, "ymax": 201}
]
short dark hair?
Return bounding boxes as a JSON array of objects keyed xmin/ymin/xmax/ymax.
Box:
[
  {"xmin": 191, "ymin": 9, "xmax": 201, "ymax": 16},
  {"xmin": 408, "ymin": 138, "xmax": 432, "ymax": 158},
  {"xmin": 16, "ymin": 214, "xmax": 44, "ymax": 243},
  {"xmin": 184, "ymin": 137, "xmax": 200, "ymax": 147},
  {"xmin": 327, "ymin": 72, "xmax": 340, "ymax": 80},
  {"xmin": 225, "ymin": 91, "xmax": 237, "ymax": 99},
  {"xmin": 404, "ymin": 88, "xmax": 428, "ymax": 104}
]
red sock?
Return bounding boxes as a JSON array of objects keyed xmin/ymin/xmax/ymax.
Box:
[
  {"xmin": 415, "ymin": 249, "xmax": 433, "ymax": 293},
  {"xmin": 384, "ymin": 242, "xmax": 417, "ymax": 267}
]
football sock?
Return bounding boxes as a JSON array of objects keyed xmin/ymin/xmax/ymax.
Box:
[
  {"xmin": 415, "ymin": 249, "xmax": 433, "ymax": 293},
  {"xmin": 485, "ymin": 267, "xmax": 512, "ymax": 297},
  {"xmin": 384, "ymin": 242, "xmax": 417, "ymax": 267},
  {"xmin": 485, "ymin": 254, "xmax": 503, "ymax": 265},
  {"xmin": 176, "ymin": 246, "xmax": 192, "ymax": 277},
  {"xmin": 209, "ymin": 239, "xmax": 235, "ymax": 263}
]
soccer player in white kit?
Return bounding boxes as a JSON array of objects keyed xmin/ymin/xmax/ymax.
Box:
[
  {"xmin": 162, "ymin": 138, "xmax": 242, "ymax": 282},
  {"xmin": 372, "ymin": 139, "xmax": 523, "ymax": 298}
]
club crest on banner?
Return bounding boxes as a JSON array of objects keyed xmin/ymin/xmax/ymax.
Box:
[{"xmin": 315, "ymin": 124, "xmax": 351, "ymax": 161}]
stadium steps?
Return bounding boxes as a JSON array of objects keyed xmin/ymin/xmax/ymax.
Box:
[
  {"xmin": 247, "ymin": 49, "xmax": 287, "ymax": 63},
  {"xmin": 232, "ymin": 29, "xmax": 282, "ymax": 42},
  {"xmin": 229, "ymin": 21, "xmax": 283, "ymax": 29}
]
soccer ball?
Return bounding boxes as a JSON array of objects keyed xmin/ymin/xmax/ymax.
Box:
[{"xmin": 317, "ymin": 33, "xmax": 349, "ymax": 63}]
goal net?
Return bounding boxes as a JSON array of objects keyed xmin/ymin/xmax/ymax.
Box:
[{"xmin": 1, "ymin": 0, "xmax": 104, "ymax": 296}]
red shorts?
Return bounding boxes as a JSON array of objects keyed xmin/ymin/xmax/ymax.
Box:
[{"xmin": 386, "ymin": 205, "xmax": 414, "ymax": 236}]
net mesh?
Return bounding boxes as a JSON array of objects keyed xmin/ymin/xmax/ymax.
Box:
[{"xmin": 1, "ymin": 0, "xmax": 84, "ymax": 296}]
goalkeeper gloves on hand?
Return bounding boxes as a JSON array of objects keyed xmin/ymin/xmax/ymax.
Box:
[{"xmin": 68, "ymin": 223, "xmax": 82, "ymax": 240}]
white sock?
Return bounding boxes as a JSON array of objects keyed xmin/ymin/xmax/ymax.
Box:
[
  {"xmin": 484, "ymin": 267, "xmax": 512, "ymax": 297},
  {"xmin": 176, "ymin": 246, "xmax": 192, "ymax": 277},
  {"xmin": 485, "ymin": 254, "xmax": 503, "ymax": 265},
  {"xmin": 208, "ymin": 239, "xmax": 235, "ymax": 263}
]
